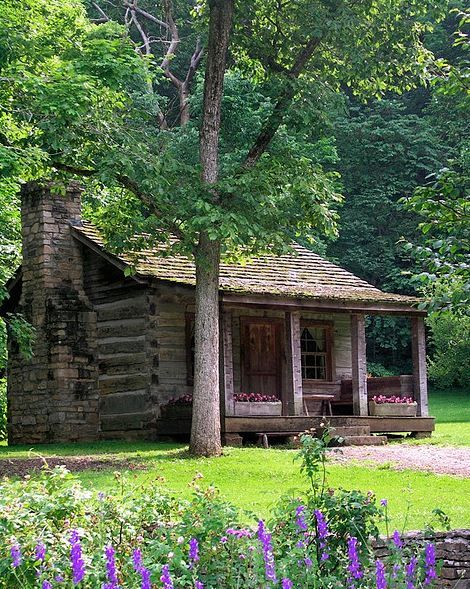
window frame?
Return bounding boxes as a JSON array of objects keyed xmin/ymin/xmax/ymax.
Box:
[{"xmin": 299, "ymin": 320, "xmax": 334, "ymax": 382}]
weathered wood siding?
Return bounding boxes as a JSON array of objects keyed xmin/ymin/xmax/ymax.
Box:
[
  {"xmin": 151, "ymin": 283, "xmax": 194, "ymax": 407},
  {"xmin": 82, "ymin": 249, "xmax": 155, "ymax": 438}
]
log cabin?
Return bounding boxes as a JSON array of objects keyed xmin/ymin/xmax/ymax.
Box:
[{"xmin": 1, "ymin": 182, "xmax": 434, "ymax": 445}]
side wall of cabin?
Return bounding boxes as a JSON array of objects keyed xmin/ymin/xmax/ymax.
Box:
[{"xmin": 81, "ymin": 248, "xmax": 157, "ymax": 439}]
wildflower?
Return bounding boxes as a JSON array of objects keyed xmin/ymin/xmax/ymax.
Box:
[
  {"xmin": 189, "ymin": 538, "xmax": 199, "ymax": 567},
  {"xmin": 98, "ymin": 492, "xmax": 105, "ymax": 501},
  {"xmin": 35, "ymin": 542, "xmax": 46, "ymax": 563},
  {"xmin": 295, "ymin": 505, "xmax": 308, "ymax": 532},
  {"xmin": 220, "ymin": 536, "xmax": 228, "ymax": 544},
  {"xmin": 304, "ymin": 557, "xmax": 313, "ymax": 569},
  {"xmin": 282, "ymin": 579, "xmax": 293, "ymax": 589},
  {"xmin": 103, "ymin": 544, "xmax": 119, "ymax": 589},
  {"xmin": 195, "ymin": 582, "xmax": 204, "ymax": 589},
  {"xmin": 70, "ymin": 530, "xmax": 86, "ymax": 585},
  {"xmin": 10, "ymin": 542, "xmax": 22, "ymax": 568},
  {"xmin": 314, "ymin": 509, "xmax": 329, "ymax": 561},
  {"xmin": 177, "ymin": 536, "xmax": 185, "ymax": 544},
  {"xmin": 424, "ymin": 543, "xmax": 437, "ymax": 585},
  {"xmin": 405, "ymin": 557, "xmax": 417, "ymax": 589},
  {"xmin": 347, "ymin": 537, "xmax": 363, "ymax": 584},
  {"xmin": 392, "ymin": 564, "xmax": 400, "ymax": 580},
  {"xmin": 380, "ymin": 499, "xmax": 388, "ymax": 507},
  {"xmin": 160, "ymin": 564, "xmax": 174, "ymax": 589},
  {"xmin": 133, "ymin": 549, "xmax": 151, "ymax": 589},
  {"xmin": 42, "ymin": 582, "xmax": 52, "ymax": 589},
  {"xmin": 392, "ymin": 530, "xmax": 403, "ymax": 549},
  {"xmin": 257, "ymin": 520, "xmax": 277, "ymax": 583},
  {"xmin": 132, "ymin": 548, "xmax": 143, "ymax": 572},
  {"xmin": 55, "ymin": 575, "xmax": 64, "ymax": 583},
  {"xmin": 375, "ymin": 560, "xmax": 387, "ymax": 589}
]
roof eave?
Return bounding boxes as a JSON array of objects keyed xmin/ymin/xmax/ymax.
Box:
[{"xmin": 221, "ymin": 291, "xmax": 426, "ymax": 316}]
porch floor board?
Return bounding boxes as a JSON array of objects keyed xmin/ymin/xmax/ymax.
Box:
[
  {"xmin": 155, "ymin": 416, "xmax": 435, "ymax": 436},
  {"xmin": 224, "ymin": 416, "xmax": 435, "ymax": 434}
]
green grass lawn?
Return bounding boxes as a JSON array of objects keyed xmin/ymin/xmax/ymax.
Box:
[
  {"xmin": 0, "ymin": 388, "xmax": 468, "ymax": 531},
  {"xmin": 403, "ymin": 387, "xmax": 470, "ymax": 446}
]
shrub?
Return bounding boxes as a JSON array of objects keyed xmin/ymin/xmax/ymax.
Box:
[
  {"xmin": 427, "ymin": 311, "xmax": 470, "ymax": 388},
  {"xmin": 0, "ymin": 432, "xmax": 442, "ymax": 588}
]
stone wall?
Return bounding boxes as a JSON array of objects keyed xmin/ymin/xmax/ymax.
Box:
[
  {"xmin": 375, "ymin": 529, "xmax": 470, "ymax": 588},
  {"xmin": 7, "ymin": 182, "xmax": 99, "ymax": 443}
]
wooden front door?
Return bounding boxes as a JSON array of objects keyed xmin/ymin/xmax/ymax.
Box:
[{"xmin": 241, "ymin": 318, "xmax": 282, "ymax": 397}]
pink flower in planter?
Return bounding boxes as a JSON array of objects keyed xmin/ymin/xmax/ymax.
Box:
[
  {"xmin": 234, "ymin": 392, "xmax": 279, "ymax": 403},
  {"xmin": 372, "ymin": 395, "xmax": 415, "ymax": 405}
]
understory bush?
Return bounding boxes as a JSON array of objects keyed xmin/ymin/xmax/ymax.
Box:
[
  {"xmin": 0, "ymin": 432, "xmax": 442, "ymax": 588},
  {"xmin": 427, "ymin": 312, "xmax": 470, "ymax": 388}
]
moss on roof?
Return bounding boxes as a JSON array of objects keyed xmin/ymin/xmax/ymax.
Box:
[{"xmin": 72, "ymin": 222, "xmax": 421, "ymax": 307}]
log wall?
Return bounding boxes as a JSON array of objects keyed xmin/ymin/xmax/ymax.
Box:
[{"xmin": 82, "ymin": 250, "xmax": 155, "ymax": 438}]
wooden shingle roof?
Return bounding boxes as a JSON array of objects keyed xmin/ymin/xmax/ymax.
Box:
[{"xmin": 72, "ymin": 222, "xmax": 421, "ymax": 310}]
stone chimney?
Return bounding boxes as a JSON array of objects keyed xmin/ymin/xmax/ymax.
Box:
[{"xmin": 7, "ymin": 182, "xmax": 99, "ymax": 444}]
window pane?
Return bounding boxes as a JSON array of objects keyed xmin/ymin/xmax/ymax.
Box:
[{"xmin": 300, "ymin": 325, "xmax": 329, "ymax": 380}]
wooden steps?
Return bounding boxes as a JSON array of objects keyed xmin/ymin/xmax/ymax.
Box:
[{"xmin": 330, "ymin": 425, "xmax": 387, "ymax": 446}]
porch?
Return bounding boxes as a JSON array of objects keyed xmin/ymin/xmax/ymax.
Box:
[{"xmin": 157, "ymin": 295, "xmax": 434, "ymax": 442}]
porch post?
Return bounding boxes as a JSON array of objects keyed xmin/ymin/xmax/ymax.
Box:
[
  {"xmin": 351, "ymin": 314, "xmax": 368, "ymax": 416},
  {"xmin": 221, "ymin": 309, "xmax": 235, "ymax": 416},
  {"xmin": 284, "ymin": 311, "xmax": 303, "ymax": 415},
  {"xmin": 411, "ymin": 316, "xmax": 428, "ymax": 417}
]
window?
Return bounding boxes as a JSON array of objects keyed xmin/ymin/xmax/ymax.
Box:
[
  {"xmin": 300, "ymin": 323, "xmax": 333, "ymax": 381},
  {"xmin": 185, "ymin": 313, "xmax": 195, "ymax": 385}
]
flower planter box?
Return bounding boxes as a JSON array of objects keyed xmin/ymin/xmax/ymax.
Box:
[
  {"xmin": 368, "ymin": 401, "xmax": 417, "ymax": 417},
  {"xmin": 234, "ymin": 401, "xmax": 282, "ymax": 417},
  {"xmin": 160, "ymin": 405, "xmax": 192, "ymax": 420}
]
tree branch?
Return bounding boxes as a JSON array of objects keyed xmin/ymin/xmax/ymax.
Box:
[
  {"xmin": 51, "ymin": 161, "xmax": 184, "ymax": 239},
  {"xmin": 243, "ymin": 36, "xmax": 321, "ymax": 169},
  {"xmin": 160, "ymin": 0, "xmax": 182, "ymax": 87},
  {"xmin": 91, "ymin": 2, "xmax": 110, "ymax": 23},
  {"xmin": 123, "ymin": 1, "xmax": 169, "ymax": 29},
  {"xmin": 130, "ymin": 9, "xmax": 151, "ymax": 55}
]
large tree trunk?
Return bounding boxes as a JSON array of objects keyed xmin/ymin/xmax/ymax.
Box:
[{"xmin": 190, "ymin": 0, "xmax": 233, "ymax": 456}]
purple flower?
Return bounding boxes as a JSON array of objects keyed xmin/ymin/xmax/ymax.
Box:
[
  {"xmin": 103, "ymin": 544, "xmax": 119, "ymax": 589},
  {"xmin": 424, "ymin": 543, "xmax": 437, "ymax": 585},
  {"xmin": 282, "ymin": 579, "xmax": 293, "ymax": 589},
  {"xmin": 140, "ymin": 567, "xmax": 151, "ymax": 589},
  {"xmin": 132, "ymin": 548, "xmax": 143, "ymax": 572},
  {"xmin": 55, "ymin": 575, "xmax": 64, "ymax": 583},
  {"xmin": 295, "ymin": 505, "xmax": 308, "ymax": 532},
  {"xmin": 10, "ymin": 543, "xmax": 22, "ymax": 568},
  {"xmin": 392, "ymin": 530, "xmax": 403, "ymax": 549},
  {"xmin": 42, "ymin": 582, "xmax": 52, "ymax": 589},
  {"xmin": 304, "ymin": 557, "xmax": 313, "ymax": 569},
  {"xmin": 195, "ymin": 581, "xmax": 204, "ymax": 589},
  {"xmin": 132, "ymin": 549, "xmax": 151, "ymax": 589},
  {"xmin": 347, "ymin": 537, "xmax": 363, "ymax": 584},
  {"xmin": 375, "ymin": 560, "xmax": 387, "ymax": 589},
  {"xmin": 257, "ymin": 520, "xmax": 277, "ymax": 583},
  {"xmin": 314, "ymin": 509, "xmax": 329, "ymax": 561},
  {"xmin": 189, "ymin": 537, "xmax": 199, "ymax": 567},
  {"xmin": 35, "ymin": 542, "xmax": 46, "ymax": 563},
  {"xmin": 406, "ymin": 557, "xmax": 417, "ymax": 589},
  {"xmin": 160, "ymin": 564, "xmax": 174, "ymax": 589},
  {"xmin": 70, "ymin": 530, "xmax": 86, "ymax": 585},
  {"xmin": 380, "ymin": 499, "xmax": 388, "ymax": 507}
]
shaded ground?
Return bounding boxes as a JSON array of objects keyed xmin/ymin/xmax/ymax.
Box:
[
  {"xmin": 331, "ymin": 444, "xmax": 470, "ymax": 477},
  {"xmin": 0, "ymin": 456, "xmax": 146, "ymax": 478}
]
